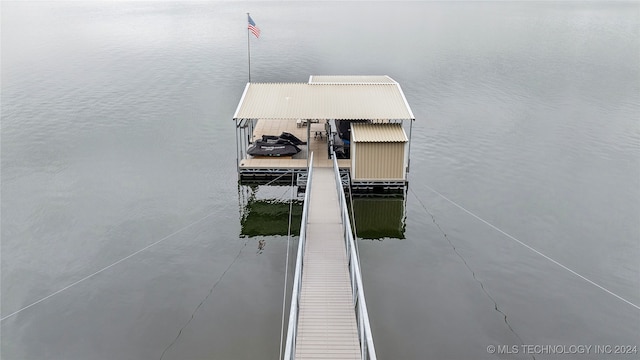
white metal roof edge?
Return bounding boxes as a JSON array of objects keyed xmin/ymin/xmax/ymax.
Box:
[
  {"xmin": 232, "ymin": 82, "xmax": 251, "ymax": 120},
  {"xmin": 308, "ymin": 75, "xmax": 398, "ymax": 85},
  {"xmin": 247, "ymin": 76, "xmax": 398, "ymax": 86},
  {"xmin": 308, "ymin": 82, "xmax": 398, "ymax": 85},
  {"xmin": 395, "ymin": 83, "xmax": 415, "ymax": 120},
  {"xmin": 245, "ymin": 82, "xmax": 309, "ymax": 85}
]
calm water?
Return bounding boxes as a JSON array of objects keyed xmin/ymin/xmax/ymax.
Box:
[{"xmin": 2, "ymin": 1, "xmax": 639, "ymax": 359}]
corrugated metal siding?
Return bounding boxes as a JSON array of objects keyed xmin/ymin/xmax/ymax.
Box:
[
  {"xmin": 233, "ymin": 83, "xmax": 414, "ymax": 120},
  {"xmin": 354, "ymin": 142, "xmax": 405, "ymax": 180},
  {"xmin": 351, "ymin": 123, "xmax": 408, "ymax": 143},
  {"xmin": 309, "ymin": 75, "xmax": 397, "ymax": 84}
]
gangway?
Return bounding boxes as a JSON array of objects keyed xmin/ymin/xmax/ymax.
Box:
[{"xmin": 283, "ymin": 152, "xmax": 376, "ymax": 359}]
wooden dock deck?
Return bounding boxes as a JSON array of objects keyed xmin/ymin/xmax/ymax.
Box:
[{"xmin": 295, "ymin": 167, "xmax": 360, "ymax": 359}]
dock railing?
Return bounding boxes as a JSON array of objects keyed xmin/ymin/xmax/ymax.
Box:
[
  {"xmin": 332, "ymin": 151, "xmax": 377, "ymax": 360},
  {"xmin": 283, "ymin": 153, "xmax": 313, "ymax": 360}
]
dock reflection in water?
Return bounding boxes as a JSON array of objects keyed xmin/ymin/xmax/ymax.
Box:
[
  {"xmin": 240, "ymin": 184, "xmax": 407, "ymax": 241},
  {"xmin": 350, "ymin": 195, "xmax": 407, "ymax": 240},
  {"xmin": 239, "ymin": 184, "xmax": 302, "ymax": 238}
]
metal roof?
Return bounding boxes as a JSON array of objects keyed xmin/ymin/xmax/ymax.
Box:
[
  {"xmin": 233, "ymin": 81, "xmax": 415, "ymax": 121},
  {"xmin": 351, "ymin": 123, "xmax": 408, "ymax": 143},
  {"xmin": 308, "ymin": 75, "xmax": 397, "ymax": 84}
]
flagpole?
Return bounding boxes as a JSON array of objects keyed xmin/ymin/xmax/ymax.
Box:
[{"xmin": 247, "ymin": 12, "xmax": 251, "ymax": 83}]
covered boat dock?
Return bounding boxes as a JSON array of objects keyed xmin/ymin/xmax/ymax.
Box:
[{"xmin": 233, "ymin": 75, "xmax": 415, "ymax": 191}]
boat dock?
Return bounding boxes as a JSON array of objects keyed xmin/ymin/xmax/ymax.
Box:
[{"xmin": 233, "ymin": 75, "xmax": 415, "ymax": 192}]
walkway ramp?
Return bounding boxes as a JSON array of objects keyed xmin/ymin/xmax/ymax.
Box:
[
  {"xmin": 284, "ymin": 153, "xmax": 376, "ymax": 360},
  {"xmin": 295, "ymin": 167, "xmax": 360, "ymax": 359}
]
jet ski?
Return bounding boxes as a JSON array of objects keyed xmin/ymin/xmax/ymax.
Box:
[{"xmin": 247, "ymin": 135, "xmax": 302, "ymax": 157}]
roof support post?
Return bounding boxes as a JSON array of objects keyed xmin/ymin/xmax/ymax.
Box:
[
  {"xmin": 235, "ymin": 118, "xmax": 240, "ymax": 177},
  {"xmin": 407, "ymin": 119, "xmax": 414, "ymax": 174},
  {"xmin": 307, "ymin": 120, "xmax": 311, "ymax": 168}
]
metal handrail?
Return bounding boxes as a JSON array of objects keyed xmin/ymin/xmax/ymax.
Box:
[
  {"xmin": 283, "ymin": 152, "xmax": 313, "ymax": 359},
  {"xmin": 332, "ymin": 152, "xmax": 377, "ymax": 360}
]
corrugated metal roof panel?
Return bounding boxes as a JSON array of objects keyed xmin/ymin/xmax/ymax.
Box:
[
  {"xmin": 351, "ymin": 123, "xmax": 408, "ymax": 143},
  {"xmin": 309, "ymin": 75, "xmax": 397, "ymax": 84},
  {"xmin": 233, "ymin": 82, "xmax": 414, "ymax": 120}
]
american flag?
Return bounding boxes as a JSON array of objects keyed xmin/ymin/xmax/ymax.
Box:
[{"xmin": 248, "ymin": 15, "xmax": 261, "ymax": 38}]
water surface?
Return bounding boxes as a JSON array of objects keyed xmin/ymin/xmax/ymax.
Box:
[{"xmin": 2, "ymin": 2, "xmax": 638, "ymax": 359}]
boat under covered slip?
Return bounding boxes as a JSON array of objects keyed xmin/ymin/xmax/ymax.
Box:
[{"xmin": 247, "ymin": 132, "xmax": 306, "ymax": 157}]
